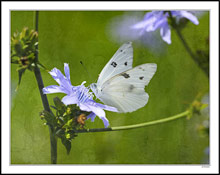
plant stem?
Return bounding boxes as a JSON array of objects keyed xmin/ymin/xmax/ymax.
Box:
[
  {"xmin": 168, "ymin": 12, "xmax": 208, "ymax": 77},
  {"xmin": 49, "ymin": 127, "xmax": 57, "ymax": 164},
  {"xmin": 76, "ymin": 110, "xmax": 190, "ymax": 133},
  {"xmin": 34, "ymin": 66, "xmax": 57, "ymax": 164},
  {"xmin": 33, "ymin": 11, "xmax": 57, "ymax": 164}
]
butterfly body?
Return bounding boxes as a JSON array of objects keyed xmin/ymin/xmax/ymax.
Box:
[{"xmin": 90, "ymin": 42, "xmax": 157, "ymax": 113}]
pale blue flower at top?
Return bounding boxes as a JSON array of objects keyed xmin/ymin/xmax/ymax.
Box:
[
  {"xmin": 131, "ymin": 11, "xmax": 199, "ymax": 44},
  {"xmin": 43, "ymin": 63, "xmax": 118, "ymax": 128}
]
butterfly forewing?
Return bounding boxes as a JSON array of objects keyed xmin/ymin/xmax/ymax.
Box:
[{"xmin": 97, "ymin": 42, "xmax": 133, "ymax": 87}]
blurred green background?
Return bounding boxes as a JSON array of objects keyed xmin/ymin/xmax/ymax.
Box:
[{"xmin": 11, "ymin": 11, "xmax": 209, "ymax": 164}]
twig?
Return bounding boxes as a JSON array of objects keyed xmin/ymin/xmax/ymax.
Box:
[
  {"xmin": 168, "ymin": 11, "xmax": 208, "ymax": 77},
  {"xmin": 76, "ymin": 110, "xmax": 189, "ymax": 133},
  {"xmin": 33, "ymin": 11, "xmax": 57, "ymax": 164}
]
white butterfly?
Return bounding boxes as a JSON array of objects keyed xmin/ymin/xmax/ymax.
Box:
[{"xmin": 90, "ymin": 42, "xmax": 157, "ymax": 113}]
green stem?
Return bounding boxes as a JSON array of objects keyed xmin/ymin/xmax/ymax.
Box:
[
  {"xmin": 76, "ymin": 110, "xmax": 190, "ymax": 133},
  {"xmin": 168, "ymin": 12, "xmax": 208, "ymax": 77},
  {"xmin": 33, "ymin": 11, "xmax": 57, "ymax": 164},
  {"xmin": 49, "ymin": 127, "xmax": 57, "ymax": 164}
]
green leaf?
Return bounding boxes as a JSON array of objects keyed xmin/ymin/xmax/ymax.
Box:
[
  {"xmin": 30, "ymin": 31, "xmax": 38, "ymax": 44},
  {"xmin": 61, "ymin": 137, "xmax": 71, "ymax": 155},
  {"xmin": 66, "ymin": 133, "xmax": 71, "ymax": 139},
  {"xmin": 13, "ymin": 41, "xmax": 23, "ymax": 56},
  {"xmin": 11, "ymin": 56, "xmax": 20, "ymax": 64},
  {"xmin": 42, "ymin": 110, "xmax": 57, "ymax": 127},
  {"xmin": 53, "ymin": 97, "xmax": 66, "ymax": 114},
  {"xmin": 50, "ymin": 105, "xmax": 57, "ymax": 110},
  {"xmin": 200, "ymin": 103, "xmax": 208, "ymax": 110},
  {"xmin": 37, "ymin": 61, "xmax": 49, "ymax": 72},
  {"xmin": 22, "ymin": 45, "xmax": 29, "ymax": 50},
  {"xmin": 62, "ymin": 118, "xmax": 74, "ymax": 129},
  {"xmin": 27, "ymin": 52, "xmax": 35, "ymax": 60},
  {"xmin": 57, "ymin": 116, "xmax": 64, "ymax": 125},
  {"xmin": 55, "ymin": 128, "xmax": 64, "ymax": 138},
  {"xmin": 20, "ymin": 27, "xmax": 29, "ymax": 40},
  {"xmin": 16, "ymin": 68, "xmax": 26, "ymax": 91},
  {"xmin": 53, "ymin": 97, "xmax": 64, "ymax": 109}
]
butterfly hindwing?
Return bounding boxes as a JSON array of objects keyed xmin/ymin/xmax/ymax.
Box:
[
  {"xmin": 99, "ymin": 89, "xmax": 149, "ymax": 113},
  {"xmin": 99, "ymin": 63, "xmax": 157, "ymax": 113},
  {"xmin": 97, "ymin": 42, "xmax": 133, "ymax": 86}
]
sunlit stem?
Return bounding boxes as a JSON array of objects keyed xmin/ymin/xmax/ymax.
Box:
[
  {"xmin": 75, "ymin": 110, "xmax": 190, "ymax": 133},
  {"xmin": 168, "ymin": 11, "xmax": 208, "ymax": 77},
  {"xmin": 33, "ymin": 11, "xmax": 57, "ymax": 164}
]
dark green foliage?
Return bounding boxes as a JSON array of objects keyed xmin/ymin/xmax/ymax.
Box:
[
  {"xmin": 11, "ymin": 27, "xmax": 38, "ymax": 68},
  {"xmin": 195, "ymin": 37, "xmax": 209, "ymax": 76},
  {"xmin": 11, "ymin": 27, "xmax": 39, "ymax": 89},
  {"xmin": 11, "ymin": 27, "xmax": 48, "ymax": 90},
  {"xmin": 40, "ymin": 97, "xmax": 87, "ymax": 155},
  {"xmin": 61, "ymin": 137, "xmax": 72, "ymax": 155}
]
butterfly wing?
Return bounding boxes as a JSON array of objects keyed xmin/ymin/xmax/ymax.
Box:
[
  {"xmin": 97, "ymin": 42, "xmax": 133, "ymax": 87},
  {"xmin": 99, "ymin": 63, "xmax": 157, "ymax": 113}
]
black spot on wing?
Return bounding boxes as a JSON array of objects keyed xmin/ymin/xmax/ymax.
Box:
[
  {"xmin": 111, "ymin": 61, "xmax": 117, "ymax": 68},
  {"xmin": 121, "ymin": 73, "xmax": 130, "ymax": 78},
  {"xmin": 139, "ymin": 76, "xmax": 144, "ymax": 80},
  {"xmin": 138, "ymin": 67, "xmax": 145, "ymax": 71},
  {"xmin": 124, "ymin": 62, "xmax": 127, "ymax": 66},
  {"xmin": 120, "ymin": 49, "xmax": 126, "ymax": 54},
  {"xmin": 129, "ymin": 85, "xmax": 135, "ymax": 92}
]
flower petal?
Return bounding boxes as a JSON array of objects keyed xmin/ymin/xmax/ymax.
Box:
[
  {"xmin": 49, "ymin": 67, "xmax": 66, "ymax": 85},
  {"xmin": 64, "ymin": 63, "xmax": 71, "ymax": 82},
  {"xmin": 79, "ymin": 103, "xmax": 91, "ymax": 112},
  {"xmin": 79, "ymin": 101, "xmax": 105, "ymax": 116},
  {"xmin": 79, "ymin": 102, "xmax": 109, "ymax": 128},
  {"xmin": 146, "ymin": 11, "xmax": 165, "ymax": 32},
  {"xmin": 87, "ymin": 112, "xmax": 96, "ymax": 122},
  {"xmin": 62, "ymin": 94, "xmax": 78, "ymax": 105},
  {"xmin": 88, "ymin": 105, "xmax": 105, "ymax": 117},
  {"xmin": 131, "ymin": 11, "xmax": 162, "ymax": 31},
  {"xmin": 143, "ymin": 11, "xmax": 155, "ymax": 20},
  {"xmin": 95, "ymin": 103, "xmax": 118, "ymax": 112},
  {"xmin": 43, "ymin": 85, "xmax": 67, "ymax": 94},
  {"xmin": 150, "ymin": 17, "xmax": 167, "ymax": 31},
  {"xmin": 131, "ymin": 20, "xmax": 151, "ymax": 29},
  {"xmin": 49, "ymin": 66, "xmax": 73, "ymax": 94},
  {"xmin": 87, "ymin": 110, "xmax": 109, "ymax": 128},
  {"xmin": 172, "ymin": 11, "xmax": 199, "ymax": 25},
  {"xmin": 100, "ymin": 116, "xmax": 109, "ymax": 128},
  {"xmin": 131, "ymin": 11, "xmax": 155, "ymax": 29},
  {"xmin": 160, "ymin": 23, "xmax": 171, "ymax": 44},
  {"xmin": 179, "ymin": 11, "xmax": 199, "ymax": 25}
]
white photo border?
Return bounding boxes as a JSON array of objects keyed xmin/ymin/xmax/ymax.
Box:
[{"xmin": 2, "ymin": 1, "xmax": 219, "ymax": 174}]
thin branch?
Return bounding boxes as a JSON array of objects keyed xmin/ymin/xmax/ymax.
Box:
[
  {"xmin": 168, "ymin": 11, "xmax": 208, "ymax": 77},
  {"xmin": 33, "ymin": 11, "xmax": 57, "ymax": 164},
  {"xmin": 76, "ymin": 110, "xmax": 190, "ymax": 133}
]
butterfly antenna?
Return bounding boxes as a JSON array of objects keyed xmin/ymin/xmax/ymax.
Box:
[{"xmin": 80, "ymin": 61, "xmax": 92, "ymax": 83}]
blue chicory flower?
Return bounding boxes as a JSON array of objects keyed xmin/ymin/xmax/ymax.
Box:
[
  {"xmin": 131, "ymin": 11, "xmax": 199, "ymax": 44},
  {"xmin": 43, "ymin": 63, "xmax": 118, "ymax": 128}
]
